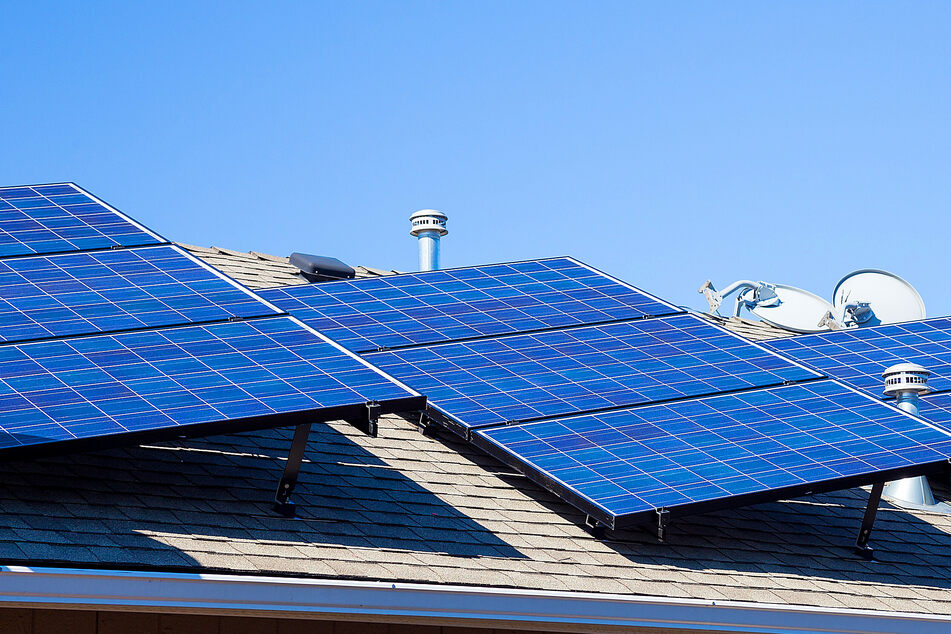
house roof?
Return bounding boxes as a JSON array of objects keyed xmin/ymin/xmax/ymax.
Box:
[
  {"xmin": 176, "ymin": 243, "xmax": 400, "ymax": 289},
  {"xmin": 6, "ymin": 246, "xmax": 950, "ymax": 623}
]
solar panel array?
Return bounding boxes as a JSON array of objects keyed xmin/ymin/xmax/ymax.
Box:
[
  {"xmin": 0, "ymin": 184, "xmax": 164, "ymax": 256},
  {"xmin": 366, "ymin": 314, "xmax": 818, "ymax": 429},
  {"xmin": 258, "ymin": 257, "xmax": 680, "ymax": 352},
  {"xmin": 0, "ymin": 318, "xmax": 413, "ymax": 450},
  {"xmin": 0, "ymin": 245, "xmax": 279, "ymax": 342},
  {"xmin": 474, "ymin": 381, "xmax": 951, "ymax": 524},
  {"xmin": 6, "ymin": 181, "xmax": 951, "ymax": 534},
  {"xmin": 265, "ymin": 257, "xmax": 951, "ymax": 529},
  {"xmin": 0, "ymin": 183, "xmax": 422, "ymax": 455},
  {"xmin": 764, "ymin": 318, "xmax": 951, "ymax": 396}
]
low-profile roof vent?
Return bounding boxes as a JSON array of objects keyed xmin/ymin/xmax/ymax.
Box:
[{"xmin": 289, "ymin": 253, "xmax": 356, "ymax": 282}]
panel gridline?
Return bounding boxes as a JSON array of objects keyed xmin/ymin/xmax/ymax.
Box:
[
  {"xmin": 0, "ymin": 184, "xmax": 163, "ymax": 257},
  {"xmin": 0, "ymin": 246, "xmax": 280, "ymax": 342},
  {"xmin": 367, "ymin": 313, "xmax": 820, "ymax": 429},
  {"xmin": 916, "ymin": 393, "xmax": 951, "ymax": 428},
  {"xmin": 0, "ymin": 316, "xmax": 412, "ymax": 450},
  {"xmin": 764, "ymin": 318, "xmax": 951, "ymax": 396},
  {"xmin": 475, "ymin": 380, "xmax": 951, "ymax": 519},
  {"xmin": 259, "ymin": 257, "xmax": 681, "ymax": 353}
]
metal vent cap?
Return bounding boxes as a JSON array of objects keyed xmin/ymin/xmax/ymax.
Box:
[
  {"xmin": 882, "ymin": 362, "xmax": 931, "ymax": 397},
  {"xmin": 409, "ymin": 209, "xmax": 448, "ymax": 237}
]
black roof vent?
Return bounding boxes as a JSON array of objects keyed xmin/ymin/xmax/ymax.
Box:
[{"xmin": 289, "ymin": 253, "xmax": 356, "ymax": 282}]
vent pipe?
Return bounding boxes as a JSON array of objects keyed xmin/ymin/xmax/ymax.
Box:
[
  {"xmin": 410, "ymin": 209, "xmax": 448, "ymax": 271},
  {"xmin": 881, "ymin": 363, "xmax": 942, "ymax": 508}
]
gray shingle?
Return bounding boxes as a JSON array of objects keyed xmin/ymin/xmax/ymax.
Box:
[{"xmin": 1, "ymin": 245, "xmax": 946, "ymax": 618}]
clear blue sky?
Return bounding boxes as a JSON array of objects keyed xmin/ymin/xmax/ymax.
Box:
[{"xmin": 3, "ymin": 3, "xmax": 949, "ymax": 315}]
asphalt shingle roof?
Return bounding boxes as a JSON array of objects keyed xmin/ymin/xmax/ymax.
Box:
[
  {"xmin": 3, "ymin": 416, "xmax": 951, "ymax": 614},
  {"xmin": 7, "ymin": 244, "xmax": 949, "ymax": 617},
  {"xmin": 177, "ymin": 243, "xmax": 399, "ymax": 289}
]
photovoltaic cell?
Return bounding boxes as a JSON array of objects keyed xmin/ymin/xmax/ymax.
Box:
[
  {"xmin": 0, "ymin": 183, "xmax": 164, "ymax": 257},
  {"xmin": 474, "ymin": 380, "xmax": 951, "ymax": 524},
  {"xmin": 764, "ymin": 318, "xmax": 951, "ymax": 396},
  {"xmin": 0, "ymin": 316, "xmax": 417, "ymax": 451},
  {"xmin": 259, "ymin": 257, "xmax": 681, "ymax": 353},
  {"xmin": 0, "ymin": 245, "xmax": 280, "ymax": 342},
  {"xmin": 366, "ymin": 313, "xmax": 820, "ymax": 429},
  {"xmin": 916, "ymin": 393, "xmax": 951, "ymax": 428}
]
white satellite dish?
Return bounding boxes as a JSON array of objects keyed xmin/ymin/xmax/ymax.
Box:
[
  {"xmin": 747, "ymin": 284, "xmax": 837, "ymax": 333},
  {"xmin": 833, "ymin": 269, "xmax": 925, "ymax": 327}
]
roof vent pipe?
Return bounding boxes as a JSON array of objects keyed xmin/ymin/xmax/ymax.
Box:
[
  {"xmin": 409, "ymin": 209, "xmax": 448, "ymax": 271},
  {"xmin": 881, "ymin": 363, "xmax": 946, "ymax": 509}
]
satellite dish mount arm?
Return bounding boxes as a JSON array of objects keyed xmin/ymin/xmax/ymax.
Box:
[{"xmin": 699, "ymin": 280, "xmax": 777, "ymax": 317}]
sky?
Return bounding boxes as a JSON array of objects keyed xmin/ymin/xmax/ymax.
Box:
[{"xmin": 2, "ymin": 2, "xmax": 950, "ymax": 317}]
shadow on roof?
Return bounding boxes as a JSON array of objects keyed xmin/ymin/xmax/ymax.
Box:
[
  {"xmin": 0, "ymin": 423, "xmax": 525, "ymax": 572},
  {"xmin": 486, "ymin": 449, "xmax": 951, "ymax": 589}
]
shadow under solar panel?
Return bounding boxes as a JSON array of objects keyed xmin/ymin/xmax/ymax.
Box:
[
  {"xmin": 259, "ymin": 257, "xmax": 682, "ymax": 352},
  {"xmin": 0, "ymin": 183, "xmax": 165, "ymax": 257},
  {"xmin": 473, "ymin": 380, "xmax": 951, "ymax": 528}
]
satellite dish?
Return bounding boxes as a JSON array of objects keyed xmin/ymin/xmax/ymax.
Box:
[
  {"xmin": 746, "ymin": 284, "xmax": 837, "ymax": 333},
  {"xmin": 833, "ymin": 269, "xmax": 925, "ymax": 327}
]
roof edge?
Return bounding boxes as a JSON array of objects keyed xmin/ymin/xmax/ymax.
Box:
[{"xmin": 0, "ymin": 566, "xmax": 947, "ymax": 633}]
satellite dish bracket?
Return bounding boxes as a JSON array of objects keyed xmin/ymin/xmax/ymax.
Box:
[{"xmin": 699, "ymin": 280, "xmax": 774, "ymax": 317}]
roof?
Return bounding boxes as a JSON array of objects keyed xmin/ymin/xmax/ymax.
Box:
[
  {"xmin": 4, "ymin": 415, "xmax": 951, "ymax": 615},
  {"xmin": 694, "ymin": 312, "xmax": 798, "ymax": 341},
  {"xmin": 6, "ymin": 247, "xmax": 950, "ymax": 623},
  {"xmin": 176, "ymin": 243, "xmax": 400, "ymax": 289}
]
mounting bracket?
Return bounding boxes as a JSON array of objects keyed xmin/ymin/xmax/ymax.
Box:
[
  {"xmin": 346, "ymin": 401, "xmax": 382, "ymax": 437},
  {"xmin": 416, "ymin": 411, "xmax": 440, "ymax": 437},
  {"xmin": 585, "ymin": 515, "xmax": 607, "ymax": 539},
  {"xmin": 656, "ymin": 508, "xmax": 670, "ymax": 542},
  {"xmin": 854, "ymin": 481, "xmax": 884, "ymax": 559},
  {"xmin": 273, "ymin": 422, "xmax": 313, "ymax": 517}
]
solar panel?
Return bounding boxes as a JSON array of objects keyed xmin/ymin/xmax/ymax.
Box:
[
  {"xmin": 0, "ymin": 316, "xmax": 421, "ymax": 454},
  {"xmin": 0, "ymin": 245, "xmax": 280, "ymax": 342},
  {"xmin": 764, "ymin": 318, "xmax": 951, "ymax": 397},
  {"xmin": 258, "ymin": 257, "xmax": 681, "ymax": 353},
  {"xmin": 366, "ymin": 313, "xmax": 820, "ymax": 430},
  {"xmin": 0, "ymin": 183, "xmax": 164, "ymax": 257},
  {"xmin": 914, "ymin": 393, "xmax": 951, "ymax": 427},
  {"xmin": 473, "ymin": 380, "xmax": 951, "ymax": 528}
]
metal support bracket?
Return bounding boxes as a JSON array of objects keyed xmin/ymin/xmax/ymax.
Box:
[
  {"xmin": 273, "ymin": 422, "xmax": 313, "ymax": 517},
  {"xmin": 585, "ymin": 515, "xmax": 606, "ymax": 540},
  {"xmin": 656, "ymin": 508, "xmax": 670, "ymax": 542},
  {"xmin": 346, "ymin": 401, "xmax": 381, "ymax": 437},
  {"xmin": 854, "ymin": 481, "xmax": 884, "ymax": 559},
  {"xmin": 416, "ymin": 411, "xmax": 440, "ymax": 437}
]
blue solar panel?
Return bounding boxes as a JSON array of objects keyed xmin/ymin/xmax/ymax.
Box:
[
  {"xmin": 0, "ymin": 183, "xmax": 164, "ymax": 257},
  {"xmin": 764, "ymin": 318, "xmax": 951, "ymax": 397},
  {"xmin": 473, "ymin": 380, "xmax": 951, "ymax": 525},
  {"xmin": 259, "ymin": 257, "xmax": 681, "ymax": 352},
  {"xmin": 0, "ymin": 316, "xmax": 418, "ymax": 451},
  {"xmin": 915, "ymin": 393, "xmax": 951, "ymax": 427},
  {"xmin": 0, "ymin": 245, "xmax": 280, "ymax": 342},
  {"xmin": 366, "ymin": 313, "xmax": 820, "ymax": 429}
]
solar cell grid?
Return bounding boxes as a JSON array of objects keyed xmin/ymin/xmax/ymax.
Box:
[
  {"xmin": 0, "ymin": 316, "xmax": 416, "ymax": 451},
  {"xmin": 367, "ymin": 313, "xmax": 820, "ymax": 429},
  {"xmin": 0, "ymin": 245, "xmax": 280, "ymax": 342},
  {"xmin": 916, "ymin": 393, "xmax": 951, "ymax": 428},
  {"xmin": 764, "ymin": 318, "xmax": 951, "ymax": 396},
  {"xmin": 474, "ymin": 380, "xmax": 951, "ymax": 524},
  {"xmin": 0, "ymin": 184, "xmax": 164, "ymax": 257},
  {"xmin": 258, "ymin": 257, "xmax": 681, "ymax": 352}
]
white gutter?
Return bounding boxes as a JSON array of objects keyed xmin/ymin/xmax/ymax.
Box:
[{"xmin": 0, "ymin": 566, "xmax": 948, "ymax": 634}]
